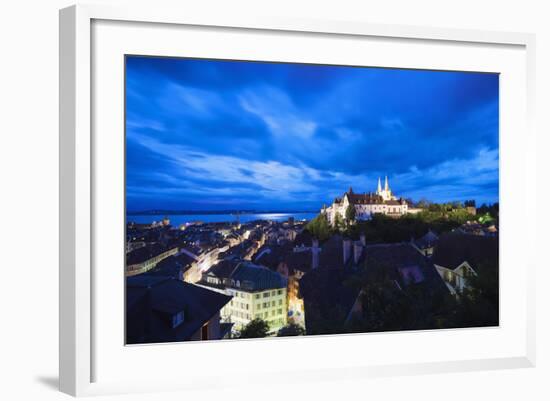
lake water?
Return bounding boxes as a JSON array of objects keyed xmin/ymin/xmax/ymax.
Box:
[{"xmin": 126, "ymin": 212, "xmax": 318, "ymax": 226}]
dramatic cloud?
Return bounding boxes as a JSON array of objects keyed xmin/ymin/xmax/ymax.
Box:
[{"xmin": 126, "ymin": 56, "xmax": 499, "ymax": 211}]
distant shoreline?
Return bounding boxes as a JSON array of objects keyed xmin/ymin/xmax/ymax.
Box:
[{"xmin": 127, "ymin": 210, "xmax": 318, "ymax": 216}]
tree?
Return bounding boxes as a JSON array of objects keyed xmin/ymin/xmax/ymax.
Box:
[
  {"xmin": 306, "ymin": 213, "xmax": 331, "ymax": 241},
  {"xmin": 333, "ymin": 213, "xmax": 345, "ymax": 231},
  {"xmin": 417, "ymin": 198, "xmax": 432, "ymax": 209},
  {"xmin": 450, "ymin": 265, "xmax": 499, "ymax": 328},
  {"xmin": 452, "ymin": 201, "xmax": 464, "ymax": 209},
  {"xmin": 238, "ymin": 318, "xmax": 270, "ymax": 338},
  {"xmin": 478, "ymin": 213, "xmax": 494, "ymax": 225},
  {"xmin": 277, "ymin": 323, "xmax": 306, "ymax": 337},
  {"xmin": 345, "ymin": 204, "xmax": 356, "ymax": 225},
  {"xmin": 478, "ymin": 202, "xmax": 499, "ymax": 219}
]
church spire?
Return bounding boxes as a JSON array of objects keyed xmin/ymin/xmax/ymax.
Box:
[
  {"xmin": 377, "ymin": 177, "xmax": 382, "ymax": 193},
  {"xmin": 384, "ymin": 175, "xmax": 389, "ymax": 192}
]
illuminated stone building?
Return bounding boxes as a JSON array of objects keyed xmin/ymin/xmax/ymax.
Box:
[
  {"xmin": 323, "ymin": 177, "xmax": 409, "ymax": 226},
  {"xmin": 199, "ymin": 260, "xmax": 288, "ymax": 334}
]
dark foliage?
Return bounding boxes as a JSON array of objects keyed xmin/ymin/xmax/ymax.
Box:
[
  {"xmin": 305, "ymin": 212, "xmax": 332, "ymax": 241},
  {"xmin": 477, "ymin": 202, "xmax": 499, "ymax": 219},
  {"xmin": 345, "ymin": 204, "xmax": 356, "ymax": 225},
  {"xmin": 238, "ymin": 318, "xmax": 270, "ymax": 339},
  {"xmin": 277, "ymin": 323, "xmax": 306, "ymax": 337},
  {"xmin": 343, "ymin": 212, "xmax": 469, "ymax": 243},
  {"xmin": 305, "ymin": 257, "xmax": 498, "ymax": 335}
]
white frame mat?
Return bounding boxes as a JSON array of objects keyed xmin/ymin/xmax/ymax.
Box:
[{"xmin": 59, "ymin": 4, "xmax": 536, "ymax": 397}]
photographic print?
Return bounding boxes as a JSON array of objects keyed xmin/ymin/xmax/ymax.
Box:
[{"xmin": 125, "ymin": 56, "xmax": 499, "ymax": 344}]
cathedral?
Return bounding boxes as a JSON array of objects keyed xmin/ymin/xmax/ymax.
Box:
[{"xmin": 322, "ymin": 176, "xmax": 409, "ymax": 226}]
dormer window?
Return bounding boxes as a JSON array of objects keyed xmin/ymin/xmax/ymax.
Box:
[{"xmin": 172, "ymin": 311, "xmax": 184, "ymax": 328}]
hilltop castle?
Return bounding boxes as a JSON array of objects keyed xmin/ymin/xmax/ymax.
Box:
[{"xmin": 322, "ymin": 176, "xmax": 409, "ymax": 226}]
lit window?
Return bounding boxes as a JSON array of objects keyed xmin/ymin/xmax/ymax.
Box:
[{"xmin": 172, "ymin": 311, "xmax": 184, "ymax": 328}]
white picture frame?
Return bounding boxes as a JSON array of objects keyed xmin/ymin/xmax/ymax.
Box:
[{"xmin": 59, "ymin": 4, "xmax": 536, "ymax": 397}]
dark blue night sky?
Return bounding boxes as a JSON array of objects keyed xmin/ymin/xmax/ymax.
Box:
[{"xmin": 126, "ymin": 56, "xmax": 499, "ymax": 212}]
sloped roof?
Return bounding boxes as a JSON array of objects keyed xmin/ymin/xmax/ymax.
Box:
[
  {"xmin": 364, "ymin": 243, "xmax": 447, "ymax": 293},
  {"xmin": 414, "ymin": 229, "xmax": 439, "ymax": 249},
  {"xmin": 126, "ymin": 243, "xmax": 173, "ymax": 265},
  {"xmin": 253, "ymin": 243, "xmax": 293, "ymax": 270},
  {"xmin": 283, "ymin": 250, "xmax": 312, "ymax": 273},
  {"xmin": 146, "ymin": 253, "xmax": 195, "ymax": 278},
  {"xmin": 231, "ymin": 262, "xmax": 287, "ymax": 291},
  {"xmin": 319, "ymin": 234, "xmax": 345, "ymax": 269},
  {"xmin": 299, "ymin": 267, "xmax": 362, "ymax": 333},
  {"xmin": 341, "ymin": 190, "xmax": 406, "ymax": 206},
  {"xmin": 294, "ymin": 230, "xmax": 313, "ymax": 247},
  {"xmin": 385, "ymin": 200, "xmax": 402, "ymax": 206},
  {"xmin": 346, "ymin": 192, "xmax": 384, "ymax": 205},
  {"xmin": 203, "ymin": 259, "xmax": 287, "ymax": 292},
  {"xmin": 205, "ymin": 258, "xmax": 241, "ymax": 279},
  {"xmin": 432, "ymin": 233, "xmax": 498, "ymax": 273},
  {"xmin": 126, "ymin": 277, "xmax": 232, "ymax": 344}
]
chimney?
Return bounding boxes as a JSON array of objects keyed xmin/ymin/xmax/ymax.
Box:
[
  {"xmin": 343, "ymin": 238, "xmax": 352, "ymax": 265},
  {"xmin": 312, "ymin": 239, "xmax": 320, "ymax": 270},
  {"xmin": 353, "ymin": 241, "xmax": 363, "ymax": 265},
  {"xmin": 360, "ymin": 233, "xmax": 366, "ymax": 247}
]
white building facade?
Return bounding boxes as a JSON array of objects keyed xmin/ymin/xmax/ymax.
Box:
[
  {"xmin": 199, "ymin": 261, "xmax": 288, "ymax": 335},
  {"xmin": 223, "ymin": 286, "xmax": 287, "ymax": 333}
]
